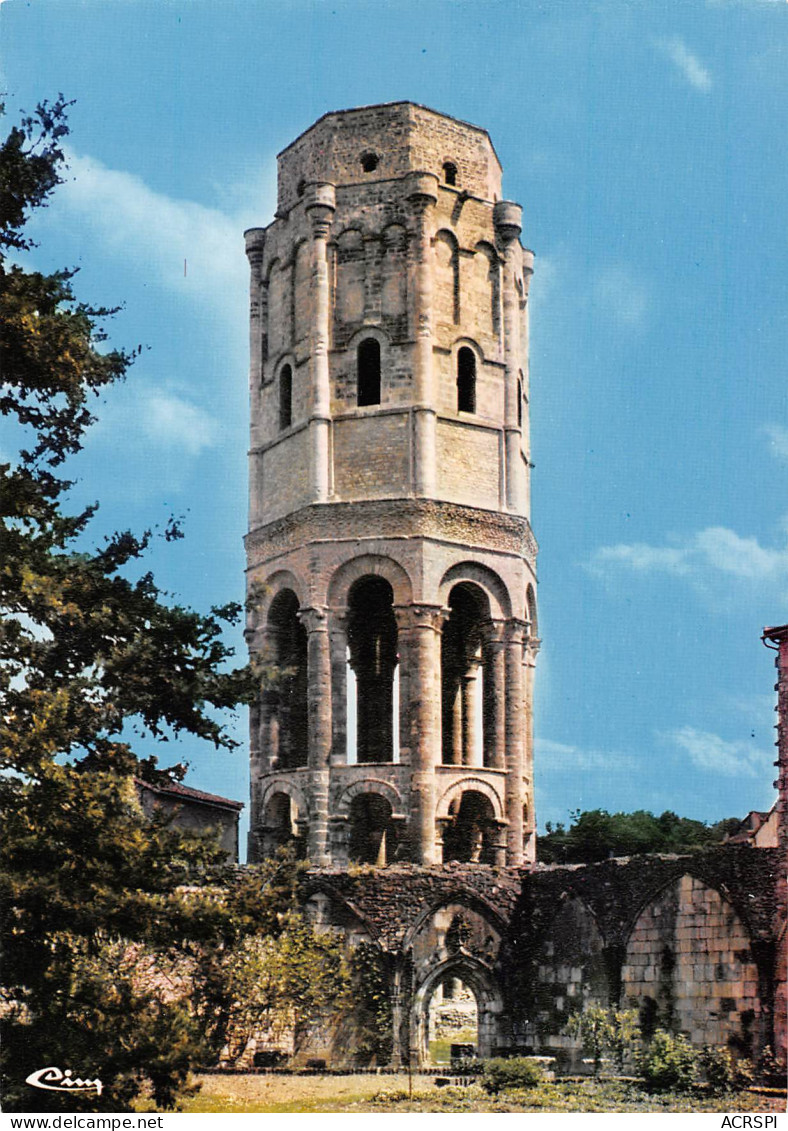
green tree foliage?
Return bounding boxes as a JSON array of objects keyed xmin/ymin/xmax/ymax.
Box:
[
  {"xmin": 638, "ymin": 1030, "xmax": 698, "ymax": 1093},
  {"xmin": 566, "ymin": 1006, "xmax": 640, "ymax": 1076},
  {"xmin": 0, "ymin": 97, "xmax": 278, "ymax": 1111},
  {"xmin": 538, "ymin": 809, "xmax": 740, "ymax": 864}
]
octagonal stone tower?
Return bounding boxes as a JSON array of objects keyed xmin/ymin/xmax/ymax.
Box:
[{"xmin": 245, "ymin": 102, "xmax": 539, "ymax": 868}]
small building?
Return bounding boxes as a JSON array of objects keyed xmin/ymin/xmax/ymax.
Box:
[{"xmin": 135, "ymin": 777, "xmax": 243, "ymax": 863}]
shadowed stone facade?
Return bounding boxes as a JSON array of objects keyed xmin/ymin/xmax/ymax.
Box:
[{"xmin": 244, "ymin": 103, "xmax": 538, "ymax": 868}]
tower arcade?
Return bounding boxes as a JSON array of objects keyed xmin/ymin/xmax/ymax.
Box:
[{"xmin": 244, "ymin": 103, "xmax": 538, "ymax": 868}]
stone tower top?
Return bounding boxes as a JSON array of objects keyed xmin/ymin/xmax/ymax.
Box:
[{"xmin": 275, "ymin": 102, "xmax": 503, "ymax": 216}]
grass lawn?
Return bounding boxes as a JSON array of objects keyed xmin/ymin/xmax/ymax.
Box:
[{"xmin": 187, "ymin": 1073, "xmax": 787, "ymax": 1114}]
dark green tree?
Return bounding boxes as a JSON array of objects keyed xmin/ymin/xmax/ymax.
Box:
[
  {"xmin": 0, "ymin": 96, "xmax": 276, "ymax": 1112},
  {"xmin": 538, "ymin": 809, "xmax": 740, "ymax": 864}
]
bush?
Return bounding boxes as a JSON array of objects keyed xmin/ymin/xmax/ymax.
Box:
[
  {"xmin": 481, "ymin": 1057, "xmax": 544, "ymax": 1094},
  {"xmin": 699, "ymin": 1046, "xmax": 753, "ymax": 1093},
  {"xmin": 639, "ymin": 1031, "xmax": 698, "ymax": 1093}
]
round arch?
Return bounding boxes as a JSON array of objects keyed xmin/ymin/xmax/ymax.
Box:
[
  {"xmin": 327, "ymin": 553, "xmax": 413, "ymax": 609},
  {"xmin": 335, "ymin": 777, "xmax": 406, "ymax": 819},
  {"xmin": 259, "ymin": 777, "xmax": 311, "ymax": 822},
  {"xmin": 438, "ymin": 562, "xmax": 512, "ymax": 621},
  {"xmin": 254, "ymin": 570, "xmax": 308, "ymax": 624},
  {"xmin": 411, "ymin": 954, "xmax": 505, "ymax": 1065},
  {"xmin": 435, "ymin": 777, "xmax": 505, "ymax": 822}
]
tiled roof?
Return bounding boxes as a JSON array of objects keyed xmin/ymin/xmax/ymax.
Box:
[{"xmin": 135, "ymin": 777, "xmax": 244, "ymax": 811}]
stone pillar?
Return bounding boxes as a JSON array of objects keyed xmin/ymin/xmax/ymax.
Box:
[
  {"xmin": 244, "ymin": 227, "xmax": 266, "ymax": 387},
  {"xmin": 504, "ymin": 618, "xmax": 528, "ymax": 866},
  {"xmin": 482, "ymin": 620, "xmax": 507, "ymax": 770},
  {"xmin": 407, "ymin": 173, "xmax": 439, "ymax": 499},
  {"xmin": 460, "ymin": 666, "xmax": 479, "ymax": 767},
  {"xmin": 494, "ymin": 201, "xmax": 525, "ymax": 515},
  {"xmin": 522, "ymin": 631, "xmax": 540, "ymax": 862},
  {"xmin": 396, "ymin": 603, "xmax": 445, "ymax": 864},
  {"xmin": 329, "ymin": 609, "xmax": 348, "ymax": 765},
  {"xmin": 520, "ymin": 248, "xmax": 534, "ymax": 515},
  {"xmin": 305, "ymin": 183, "xmax": 336, "ymax": 504},
  {"xmin": 299, "ymin": 606, "xmax": 332, "ymax": 865}
]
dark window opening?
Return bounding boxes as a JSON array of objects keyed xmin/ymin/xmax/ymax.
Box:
[
  {"xmin": 296, "ymin": 179, "xmax": 306, "ymax": 197},
  {"xmin": 457, "ymin": 347, "xmax": 476, "ymax": 413},
  {"xmin": 347, "ymin": 575, "xmax": 398, "ymax": 763},
  {"xmin": 360, "ymin": 152, "xmax": 379, "ymax": 173},
  {"xmin": 357, "ymin": 338, "xmax": 381, "ymax": 406},
  {"xmin": 266, "ymin": 590, "xmax": 308, "ymax": 770},
  {"xmin": 279, "ymin": 364, "xmax": 292, "ymax": 430},
  {"xmin": 348, "ymin": 792, "xmax": 396, "ymax": 864},
  {"xmin": 443, "ymin": 161, "xmax": 458, "ymax": 186},
  {"xmin": 442, "ymin": 791, "xmax": 497, "ymax": 864},
  {"xmin": 517, "ymin": 378, "xmax": 523, "ymax": 428}
]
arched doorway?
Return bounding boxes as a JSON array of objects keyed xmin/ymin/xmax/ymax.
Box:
[
  {"xmin": 442, "ymin": 790, "xmax": 497, "ymax": 864},
  {"xmin": 426, "ymin": 974, "xmax": 479, "ymax": 1064},
  {"xmin": 348, "ymin": 792, "xmax": 398, "ymax": 865},
  {"xmin": 412, "ymin": 957, "xmax": 504, "ymax": 1066}
]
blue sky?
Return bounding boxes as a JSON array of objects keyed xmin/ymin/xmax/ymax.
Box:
[{"xmin": 3, "ymin": 0, "xmax": 787, "ymax": 850}]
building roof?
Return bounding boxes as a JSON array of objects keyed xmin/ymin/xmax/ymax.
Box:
[{"xmin": 135, "ymin": 777, "xmax": 244, "ymax": 812}]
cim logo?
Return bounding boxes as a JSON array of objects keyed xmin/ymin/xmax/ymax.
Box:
[{"xmin": 25, "ymin": 1066, "xmax": 103, "ymax": 1097}]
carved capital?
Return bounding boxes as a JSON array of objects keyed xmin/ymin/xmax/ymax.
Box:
[
  {"xmin": 394, "ymin": 602, "xmax": 449, "ymax": 635},
  {"xmin": 298, "ymin": 605, "xmax": 329, "ymax": 634}
]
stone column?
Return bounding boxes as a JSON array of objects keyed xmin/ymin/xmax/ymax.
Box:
[
  {"xmin": 299, "ymin": 606, "xmax": 332, "ymax": 865},
  {"xmin": 305, "ymin": 183, "xmax": 336, "ymax": 504},
  {"xmin": 494, "ymin": 201, "xmax": 525, "ymax": 516},
  {"xmin": 520, "ymin": 248, "xmax": 534, "ymax": 515},
  {"xmin": 482, "ymin": 620, "xmax": 506, "ymax": 770},
  {"xmin": 395, "ymin": 603, "xmax": 446, "ymax": 864},
  {"xmin": 522, "ymin": 631, "xmax": 540, "ymax": 862},
  {"xmin": 244, "ymin": 227, "xmax": 266, "ymax": 388},
  {"xmin": 460, "ymin": 665, "xmax": 479, "ymax": 767},
  {"xmin": 329, "ymin": 608, "xmax": 348, "ymax": 766},
  {"xmin": 504, "ymin": 618, "xmax": 528, "ymax": 866},
  {"xmin": 407, "ymin": 173, "xmax": 439, "ymax": 499}
]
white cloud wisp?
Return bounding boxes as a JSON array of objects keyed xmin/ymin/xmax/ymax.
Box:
[{"xmin": 655, "ymin": 36, "xmax": 713, "ymax": 92}]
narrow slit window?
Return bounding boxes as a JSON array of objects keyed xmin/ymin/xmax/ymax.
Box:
[
  {"xmin": 443, "ymin": 161, "xmax": 458, "ymax": 186},
  {"xmin": 457, "ymin": 347, "xmax": 476, "ymax": 413},
  {"xmin": 357, "ymin": 338, "xmax": 381, "ymax": 406},
  {"xmin": 517, "ymin": 377, "xmax": 523, "ymax": 427},
  {"xmin": 279, "ymin": 364, "xmax": 292, "ymax": 430}
]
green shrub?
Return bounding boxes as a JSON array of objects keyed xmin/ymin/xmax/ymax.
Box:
[
  {"xmin": 481, "ymin": 1057, "xmax": 544, "ymax": 1094},
  {"xmin": 638, "ymin": 1030, "xmax": 698, "ymax": 1092}
]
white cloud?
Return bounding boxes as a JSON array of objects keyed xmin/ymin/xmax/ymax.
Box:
[
  {"xmin": 87, "ymin": 384, "xmax": 218, "ymax": 463},
  {"xmin": 536, "ymin": 737, "xmax": 638, "ymax": 772},
  {"xmin": 764, "ymin": 423, "xmax": 788, "ymax": 462},
  {"xmin": 666, "ymin": 725, "xmax": 771, "ymax": 777},
  {"xmin": 655, "ymin": 36, "xmax": 713, "ymax": 92},
  {"xmin": 589, "ymin": 525, "xmax": 788, "ymax": 583},
  {"xmin": 143, "ymin": 392, "xmax": 220, "ymax": 455},
  {"xmin": 55, "ymin": 150, "xmax": 247, "ymax": 321},
  {"xmin": 592, "ymin": 266, "xmax": 651, "ymax": 329}
]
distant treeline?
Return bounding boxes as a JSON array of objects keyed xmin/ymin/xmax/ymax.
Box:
[{"xmin": 536, "ymin": 809, "xmax": 741, "ymax": 864}]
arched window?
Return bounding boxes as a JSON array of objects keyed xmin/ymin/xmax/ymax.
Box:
[
  {"xmin": 357, "ymin": 338, "xmax": 381, "ymax": 406},
  {"xmin": 443, "ymin": 161, "xmax": 458, "ymax": 186},
  {"xmin": 279, "ymin": 364, "xmax": 292, "ymax": 430},
  {"xmin": 457, "ymin": 347, "xmax": 476, "ymax": 413},
  {"xmin": 360, "ymin": 152, "xmax": 379, "ymax": 173}
]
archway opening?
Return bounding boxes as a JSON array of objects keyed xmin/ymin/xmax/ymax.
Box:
[
  {"xmin": 262, "ymin": 791, "xmax": 303, "ymax": 858},
  {"xmin": 442, "ymin": 790, "xmax": 497, "ymax": 864},
  {"xmin": 267, "ymin": 590, "xmax": 308, "ymax": 769},
  {"xmin": 426, "ymin": 976, "xmax": 479, "ymax": 1065},
  {"xmin": 348, "ymin": 792, "xmax": 397, "ymax": 865},
  {"xmin": 441, "ymin": 583, "xmax": 490, "ymax": 767},
  {"xmin": 346, "ymin": 576, "xmax": 398, "ymax": 763}
]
